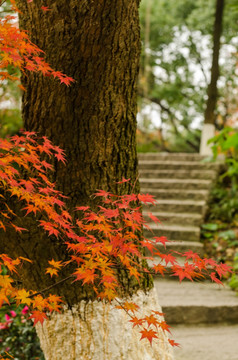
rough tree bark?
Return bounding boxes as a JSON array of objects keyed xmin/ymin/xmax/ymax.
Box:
[
  {"xmin": 3, "ymin": 1, "xmax": 174, "ymax": 359},
  {"xmin": 200, "ymin": 0, "xmax": 224, "ymax": 155}
]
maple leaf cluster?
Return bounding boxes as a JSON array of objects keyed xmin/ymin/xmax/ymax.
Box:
[
  {"xmin": 0, "ymin": 0, "xmax": 74, "ymax": 87},
  {"xmin": 0, "ymin": 133, "xmax": 232, "ymax": 345}
]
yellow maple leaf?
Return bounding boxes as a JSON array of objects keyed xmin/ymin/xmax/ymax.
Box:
[
  {"xmin": 48, "ymin": 259, "xmax": 63, "ymax": 269},
  {"xmin": 16, "ymin": 289, "xmax": 32, "ymax": 306},
  {"xmin": 46, "ymin": 267, "xmax": 58, "ymax": 277}
]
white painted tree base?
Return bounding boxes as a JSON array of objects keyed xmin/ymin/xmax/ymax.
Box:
[
  {"xmin": 36, "ymin": 287, "xmax": 174, "ymax": 360},
  {"xmin": 199, "ymin": 123, "xmax": 215, "ymax": 156}
]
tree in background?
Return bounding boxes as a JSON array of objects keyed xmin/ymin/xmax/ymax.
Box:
[
  {"xmin": 200, "ymin": 0, "xmax": 225, "ymax": 155},
  {"xmin": 138, "ymin": 0, "xmax": 238, "ymax": 153}
]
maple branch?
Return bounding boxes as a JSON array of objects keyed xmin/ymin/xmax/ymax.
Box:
[
  {"xmin": 4, "ymin": 275, "xmax": 74, "ymax": 307},
  {"xmin": 131, "ymin": 174, "xmax": 139, "ymax": 195},
  {"xmin": 28, "ymin": 275, "xmax": 75, "ymax": 298},
  {"xmin": 0, "ymin": 0, "xmax": 7, "ymax": 7},
  {"xmin": 114, "ymin": 297, "xmax": 134, "ymax": 319},
  {"xmin": 110, "ymin": 263, "xmax": 211, "ymax": 280}
]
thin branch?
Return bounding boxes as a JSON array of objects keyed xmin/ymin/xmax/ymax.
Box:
[{"xmin": 3, "ymin": 275, "xmax": 74, "ymax": 307}]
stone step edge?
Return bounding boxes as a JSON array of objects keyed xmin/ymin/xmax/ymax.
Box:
[
  {"xmin": 139, "ymin": 169, "xmax": 217, "ymax": 173},
  {"xmin": 143, "ymin": 199, "xmax": 206, "ymax": 205},
  {"xmin": 160, "ymin": 305, "xmax": 238, "ymax": 325},
  {"xmin": 139, "ymin": 160, "xmax": 220, "ymax": 165},
  {"xmin": 143, "ymin": 211, "xmax": 202, "ymax": 219},
  {"xmin": 140, "ymin": 188, "xmax": 209, "ymax": 194},
  {"xmin": 146, "ymin": 223, "xmax": 200, "ymax": 232},
  {"xmin": 140, "ymin": 178, "xmax": 211, "ymax": 184},
  {"xmin": 144, "ymin": 239, "xmax": 203, "ymax": 249}
]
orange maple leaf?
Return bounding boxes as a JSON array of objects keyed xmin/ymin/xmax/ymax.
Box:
[
  {"xmin": 168, "ymin": 339, "xmax": 180, "ymax": 347},
  {"xmin": 46, "ymin": 267, "xmax": 58, "ymax": 277},
  {"xmin": 144, "ymin": 314, "xmax": 159, "ymax": 328},
  {"xmin": 129, "ymin": 316, "xmax": 144, "ymax": 328},
  {"xmin": 48, "ymin": 259, "xmax": 63, "ymax": 269},
  {"xmin": 29, "ymin": 310, "xmax": 48, "ymax": 325},
  {"xmin": 118, "ymin": 301, "xmax": 140, "ymax": 314},
  {"xmin": 140, "ymin": 328, "xmax": 158, "ymax": 345}
]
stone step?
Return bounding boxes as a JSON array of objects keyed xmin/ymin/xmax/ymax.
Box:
[
  {"xmin": 140, "ymin": 178, "xmax": 212, "ymax": 190},
  {"xmin": 154, "ymin": 279, "xmax": 238, "ymax": 324},
  {"xmin": 139, "ymin": 169, "xmax": 217, "ymax": 180},
  {"xmin": 141, "ymin": 188, "xmax": 209, "ymax": 201},
  {"xmin": 143, "ymin": 199, "xmax": 206, "ymax": 214},
  {"xmin": 143, "ymin": 212, "xmax": 203, "ymax": 227},
  {"xmin": 147, "ymin": 254, "xmax": 209, "ymax": 282},
  {"xmin": 139, "ymin": 160, "xmax": 220, "ymax": 171},
  {"xmin": 138, "ymin": 152, "xmax": 208, "ymax": 161},
  {"xmin": 144, "ymin": 223, "xmax": 200, "ymax": 242},
  {"xmin": 145, "ymin": 240, "xmax": 204, "ymax": 257}
]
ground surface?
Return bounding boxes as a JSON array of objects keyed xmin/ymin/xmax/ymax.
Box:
[{"xmin": 172, "ymin": 324, "xmax": 238, "ymax": 360}]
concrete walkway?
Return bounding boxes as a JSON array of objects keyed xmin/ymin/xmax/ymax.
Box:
[
  {"xmin": 172, "ymin": 324, "xmax": 238, "ymax": 360},
  {"xmin": 138, "ymin": 153, "xmax": 238, "ymax": 360}
]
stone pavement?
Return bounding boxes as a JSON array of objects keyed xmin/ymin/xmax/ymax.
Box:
[
  {"xmin": 138, "ymin": 152, "xmax": 238, "ymax": 360},
  {"xmin": 172, "ymin": 324, "xmax": 238, "ymax": 360}
]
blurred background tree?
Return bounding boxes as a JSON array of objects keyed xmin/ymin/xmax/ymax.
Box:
[
  {"xmin": 138, "ymin": 0, "xmax": 238, "ymax": 153},
  {"xmin": 1, "ymin": 0, "xmax": 237, "ymax": 151}
]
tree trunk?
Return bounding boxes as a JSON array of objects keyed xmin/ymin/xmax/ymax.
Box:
[
  {"xmin": 6, "ymin": 1, "xmax": 174, "ymax": 358},
  {"xmin": 36, "ymin": 288, "xmax": 173, "ymax": 360},
  {"xmin": 200, "ymin": 0, "xmax": 224, "ymax": 155}
]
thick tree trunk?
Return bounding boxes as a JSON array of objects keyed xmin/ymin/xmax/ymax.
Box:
[
  {"xmin": 17, "ymin": 0, "xmax": 140, "ymax": 202},
  {"xmin": 10, "ymin": 0, "xmax": 150, "ymax": 303},
  {"xmin": 5, "ymin": 1, "xmax": 173, "ymax": 358},
  {"xmin": 200, "ymin": 0, "xmax": 224, "ymax": 155}
]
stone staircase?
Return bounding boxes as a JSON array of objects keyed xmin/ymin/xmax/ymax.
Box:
[{"xmin": 138, "ymin": 152, "xmax": 238, "ymax": 326}]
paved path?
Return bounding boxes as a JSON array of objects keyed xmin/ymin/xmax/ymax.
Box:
[
  {"xmin": 172, "ymin": 324, "xmax": 238, "ymax": 360},
  {"xmin": 139, "ymin": 153, "xmax": 238, "ymax": 359}
]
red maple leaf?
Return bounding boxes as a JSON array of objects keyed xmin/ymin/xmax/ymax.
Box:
[
  {"xmin": 159, "ymin": 320, "xmax": 171, "ymax": 334},
  {"xmin": 99, "ymin": 206, "xmax": 119, "ymax": 219},
  {"xmin": 148, "ymin": 212, "xmax": 161, "ymax": 224},
  {"xmin": 140, "ymin": 328, "xmax": 158, "ymax": 345},
  {"xmin": 210, "ymin": 272, "xmax": 224, "ymax": 285},
  {"xmin": 160, "ymin": 253, "xmax": 177, "ymax": 265},
  {"xmin": 168, "ymin": 339, "xmax": 180, "ymax": 347},
  {"xmin": 152, "ymin": 310, "xmax": 164, "ymax": 317},
  {"xmin": 138, "ymin": 193, "xmax": 156, "ymax": 205},
  {"xmin": 129, "ymin": 316, "xmax": 144, "ymax": 328},
  {"xmin": 141, "ymin": 240, "xmax": 156, "ymax": 254},
  {"xmin": 182, "ymin": 250, "xmax": 200, "ymax": 261},
  {"xmin": 215, "ymin": 263, "xmax": 232, "ymax": 278},
  {"xmin": 75, "ymin": 206, "xmax": 90, "ymax": 211},
  {"xmin": 144, "ymin": 314, "xmax": 159, "ymax": 328},
  {"xmin": 59, "ymin": 76, "xmax": 75, "ymax": 86},
  {"xmin": 153, "ymin": 236, "xmax": 169, "ymax": 247},
  {"xmin": 11, "ymin": 224, "xmax": 28, "ymax": 233},
  {"xmin": 41, "ymin": 6, "xmax": 51, "ymax": 11},
  {"xmin": 152, "ymin": 263, "xmax": 166, "ymax": 276},
  {"xmin": 171, "ymin": 263, "xmax": 195, "ymax": 282},
  {"xmin": 116, "ymin": 177, "xmax": 131, "ymax": 184},
  {"xmin": 94, "ymin": 189, "xmax": 111, "ymax": 198},
  {"xmin": 29, "ymin": 310, "xmax": 48, "ymax": 325}
]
